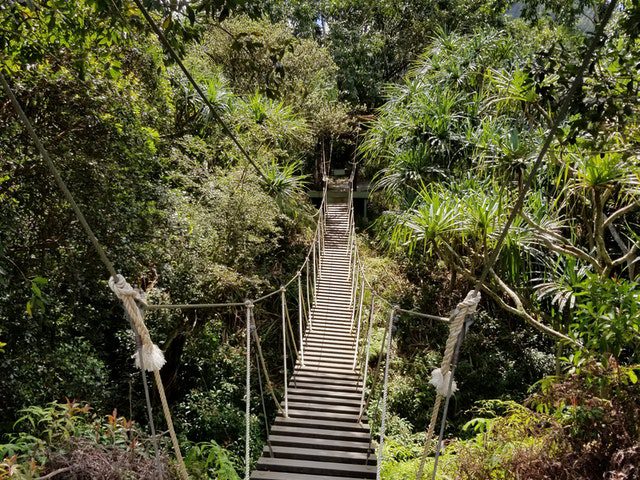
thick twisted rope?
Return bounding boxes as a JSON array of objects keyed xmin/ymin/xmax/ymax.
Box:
[
  {"xmin": 108, "ymin": 275, "xmax": 188, "ymax": 479},
  {"xmin": 109, "ymin": 275, "xmax": 166, "ymax": 371},
  {"xmin": 416, "ymin": 290, "xmax": 480, "ymax": 479}
]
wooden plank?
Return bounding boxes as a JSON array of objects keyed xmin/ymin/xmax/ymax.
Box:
[
  {"xmin": 288, "ymin": 387, "xmax": 361, "ymax": 399},
  {"xmin": 286, "ymin": 409, "xmax": 363, "ymax": 422},
  {"xmin": 262, "ymin": 445, "xmax": 376, "ymax": 465},
  {"xmin": 287, "ymin": 401, "xmax": 360, "ymax": 414},
  {"xmin": 288, "ymin": 394, "xmax": 361, "ymax": 408},
  {"xmin": 255, "ymin": 458, "xmax": 376, "ymax": 478},
  {"xmin": 252, "ymin": 470, "xmax": 370, "ymax": 480},
  {"xmin": 265, "ymin": 435, "xmax": 372, "ymax": 453},
  {"xmin": 274, "ymin": 416, "xmax": 369, "ymax": 432},
  {"xmin": 290, "ymin": 380, "xmax": 362, "ymax": 393},
  {"xmin": 270, "ymin": 425, "xmax": 370, "ymax": 442}
]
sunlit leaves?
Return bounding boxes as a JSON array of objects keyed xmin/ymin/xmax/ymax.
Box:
[
  {"xmin": 569, "ymin": 274, "xmax": 640, "ymax": 361},
  {"xmin": 570, "ymin": 152, "xmax": 640, "ymax": 192},
  {"xmin": 0, "ymin": 0, "xmax": 129, "ymax": 79},
  {"xmin": 391, "ymin": 185, "xmax": 463, "ymax": 255},
  {"xmin": 261, "ymin": 158, "xmax": 309, "ymax": 216}
]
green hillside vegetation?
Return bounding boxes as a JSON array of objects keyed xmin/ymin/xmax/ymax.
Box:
[{"xmin": 1, "ymin": 0, "xmax": 639, "ymax": 479}]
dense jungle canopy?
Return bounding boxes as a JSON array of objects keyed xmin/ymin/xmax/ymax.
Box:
[{"xmin": 1, "ymin": 0, "xmax": 639, "ymax": 478}]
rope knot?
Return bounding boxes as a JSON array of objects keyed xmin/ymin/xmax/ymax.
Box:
[
  {"xmin": 109, "ymin": 274, "xmax": 164, "ymax": 372},
  {"xmin": 429, "ymin": 290, "xmax": 481, "ymax": 397},
  {"xmin": 108, "ymin": 274, "xmax": 147, "ymax": 307},
  {"xmin": 457, "ymin": 289, "xmax": 481, "ymax": 315}
]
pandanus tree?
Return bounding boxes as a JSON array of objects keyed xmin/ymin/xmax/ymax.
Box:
[{"xmin": 364, "ymin": 15, "xmax": 640, "ymax": 363}]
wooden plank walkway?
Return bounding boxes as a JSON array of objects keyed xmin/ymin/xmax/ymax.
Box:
[{"xmin": 252, "ymin": 201, "xmax": 376, "ymax": 479}]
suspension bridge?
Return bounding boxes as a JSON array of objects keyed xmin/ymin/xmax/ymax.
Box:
[
  {"xmin": 0, "ymin": 65, "xmax": 486, "ymax": 479},
  {"xmin": 251, "ymin": 198, "xmax": 376, "ymax": 479}
]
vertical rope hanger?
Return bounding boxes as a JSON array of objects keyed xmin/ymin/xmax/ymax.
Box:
[
  {"xmin": 376, "ymin": 306, "xmax": 398, "ymax": 480},
  {"xmin": 280, "ymin": 287, "xmax": 289, "ymax": 417},
  {"xmin": 352, "ymin": 277, "xmax": 366, "ymax": 369},
  {"xmin": 358, "ymin": 296, "xmax": 376, "ymax": 420},
  {"xmin": 245, "ymin": 302, "xmax": 253, "ymax": 480},
  {"xmin": 297, "ymin": 273, "xmax": 306, "ymax": 366}
]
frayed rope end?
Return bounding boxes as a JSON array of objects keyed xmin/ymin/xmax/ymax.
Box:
[
  {"xmin": 133, "ymin": 343, "xmax": 166, "ymax": 372},
  {"xmin": 430, "ymin": 367, "xmax": 457, "ymax": 396}
]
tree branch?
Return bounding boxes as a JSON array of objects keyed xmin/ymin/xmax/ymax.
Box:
[
  {"xmin": 37, "ymin": 467, "xmax": 72, "ymax": 480},
  {"xmin": 612, "ymin": 243, "xmax": 638, "ymax": 267},
  {"xmin": 520, "ymin": 211, "xmax": 601, "ymax": 270},
  {"xmin": 604, "ymin": 201, "xmax": 640, "ymax": 228},
  {"xmin": 593, "ymin": 189, "xmax": 613, "ymax": 268},
  {"xmin": 442, "ymin": 243, "xmax": 580, "ymax": 346}
]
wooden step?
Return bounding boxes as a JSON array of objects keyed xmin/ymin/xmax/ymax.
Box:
[
  {"xmin": 262, "ymin": 445, "xmax": 376, "ymax": 465},
  {"xmin": 266, "ymin": 435, "xmax": 373, "ymax": 453},
  {"xmin": 275, "ymin": 416, "xmax": 368, "ymax": 432},
  {"xmin": 255, "ymin": 457, "xmax": 376, "ymax": 478}
]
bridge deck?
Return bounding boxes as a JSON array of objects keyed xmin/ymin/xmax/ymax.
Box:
[{"xmin": 251, "ymin": 201, "xmax": 375, "ymax": 479}]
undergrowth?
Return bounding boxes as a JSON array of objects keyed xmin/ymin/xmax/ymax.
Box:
[
  {"xmin": 379, "ymin": 362, "xmax": 640, "ymax": 480},
  {"xmin": 0, "ymin": 400, "xmax": 170, "ymax": 479},
  {"xmin": 0, "ymin": 400, "xmax": 239, "ymax": 479}
]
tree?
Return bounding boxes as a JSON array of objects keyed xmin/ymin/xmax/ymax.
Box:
[
  {"xmin": 364, "ymin": 11, "xmax": 640, "ymax": 363},
  {"xmin": 267, "ymin": 0, "xmax": 510, "ymax": 107}
]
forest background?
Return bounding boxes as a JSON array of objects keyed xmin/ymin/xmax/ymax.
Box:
[{"xmin": 1, "ymin": 0, "xmax": 639, "ymax": 478}]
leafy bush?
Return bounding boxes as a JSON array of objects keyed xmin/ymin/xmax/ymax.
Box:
[
  {"xmin": 0, "ymin": 401, "xmax": 170, "ymax": 479},
  {"xmin": 379, "ymin": 364, "xmax": 640, "ymax": 479},
  {"xmin": 184, "ymin": 441, "xmax": 241, "ymax": 480}
]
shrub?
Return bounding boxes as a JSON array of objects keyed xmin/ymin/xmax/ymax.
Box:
[{"xmin": 0, "ymin": 401, "xmax": 170, "ymax": 479}]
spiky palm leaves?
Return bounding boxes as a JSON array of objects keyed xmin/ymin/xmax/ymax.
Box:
[
  {"xmin": 261, "ymin": 159, "xmax": 309, "ymax": 217},
  {"xmin": 361, "ymin": 28, "xmax": 547, "ymax": 206},
  {"xmin": 385, "ymin": 180, "xmax": 533, "ymax": 277}
]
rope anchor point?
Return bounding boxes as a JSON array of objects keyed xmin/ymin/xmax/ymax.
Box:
[{"xmin": 108, "ymin": 274, "xmax": 166, "ymax": 372}]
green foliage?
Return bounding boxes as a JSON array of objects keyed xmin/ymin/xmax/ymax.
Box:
[
  {"xmin": 570, "ymin": 275, "xmax": 640, "ymax": 362},
  {"xmin": 1, "ymin": 400, "xmax": 167, "ymax": 478},
  {"xmin": 364, "ymin": 10, "xmax": 640, "ymax": 367},
  {"xmin": 25, "ymin": 276, "xmax": 48, "ymax": 318},
  {"xmin": 262, "ymin": 158, "xmax": 310, "ymax": 215},
  {"xmin": 188, "ymin": 15, "xmax": 348, "ymax": 137},
  {"xmin": 185, "ymin": 441, "xmax": 241, "ymax": 480},
  {"xmin": 0, "ymin": 4, "xmax": 315, "ymax": 474},
  {"xmin": 0, "ymin": 0, "xmax": 129, "ymax": 78},
  {"xmin": 361, "ymin": 21, "xmax": 572, "ymax": 196},
  {"xmin": 268, "ymin": 0, "xmax": 510, "ymax": 107}
]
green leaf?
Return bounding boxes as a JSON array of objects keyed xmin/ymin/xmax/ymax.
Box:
[{"xmin": 162, "ymin": 15, "xmax": 173, "ymax": 31}]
